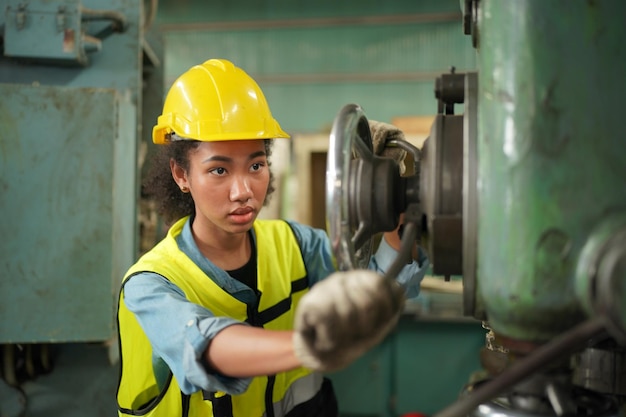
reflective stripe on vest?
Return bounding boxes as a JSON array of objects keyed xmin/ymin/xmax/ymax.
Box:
[
  {"xmin": 263, "ymin": 372, "xmax": 324, "ymax": 417},
  {"xmin": 116, "ymin": 217, "xmax": 316, "ymax": 417}
]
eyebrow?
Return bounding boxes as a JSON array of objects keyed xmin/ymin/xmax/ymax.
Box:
[{"xmin": 202, "ymin": 150, "xmax": 267, "ymax": 164}]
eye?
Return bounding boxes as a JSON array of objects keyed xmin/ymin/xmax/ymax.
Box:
[
  {"xmin": 250, "ymin": 162, "xmax": 265, "ymax": 172},
  {"xmin": 209, "ymin": 167, "xmax": 227, "ymax": 176}
]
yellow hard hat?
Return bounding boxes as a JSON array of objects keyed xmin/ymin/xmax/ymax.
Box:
[{"xmin": 153, "ymin": 59, "xmax": 290, "ymax": 144}]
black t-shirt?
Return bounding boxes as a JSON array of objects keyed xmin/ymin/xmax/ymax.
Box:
[{"xmin": 226, "ymin": 232, "xmax": 257, "ymax": 291}]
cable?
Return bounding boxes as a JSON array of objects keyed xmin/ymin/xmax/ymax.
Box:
[{"xmin": 432, "ymin": 317, "xmax": 609, "ymax": 417}]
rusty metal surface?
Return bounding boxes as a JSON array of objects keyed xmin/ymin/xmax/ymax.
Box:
[{"xmin": 0, "ymin": 84, "xmax": 136, "ymax": 343}]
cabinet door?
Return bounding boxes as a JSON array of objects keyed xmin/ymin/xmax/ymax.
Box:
[
  {"xmin": 393, "ymin": 320, "xmax": 485, "ymax": 416},
  {"xmin": 330, "ymin": 339, "xmax": 394, "ymax": 417},
  {"xmin": 329, "ymin": 317, "xmax": 485, "ymax": 417},
  {"xmin": 0, "ymin": 84, "xmax": 137, "ymax": 343}
]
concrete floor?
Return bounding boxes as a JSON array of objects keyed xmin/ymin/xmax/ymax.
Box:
[{"xmin": 1, "ymin": 343, "xmax": 118, "ymax": 417}]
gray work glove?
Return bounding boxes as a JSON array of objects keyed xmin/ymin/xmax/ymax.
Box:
[
  {"xmin": 293, "ymin": 270, "xmax": 405, "ymax": 373},
  {"xmin": 369, "ymin": 120, "xmax": 408, "ymax": 175}
]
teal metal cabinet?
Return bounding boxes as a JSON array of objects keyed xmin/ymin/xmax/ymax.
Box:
[
  {"xmin": 392, "ymin": 319, "xmax": 485, "ymax": 416},
  {"xmin": 330, "ymin": 315, "xmax": 485, "ymax": 417},
  {"xmin": 330, "ymin": 341, "xmax": 394, "ymax": 417},
  {"xmin": 0, "ymin": 84, "xmax": 137, "ymax": 343}
]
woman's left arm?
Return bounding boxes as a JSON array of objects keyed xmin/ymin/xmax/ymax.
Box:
[{"xmin": 371, "ymin": 221, "xmax": 430, "ymax": 299}]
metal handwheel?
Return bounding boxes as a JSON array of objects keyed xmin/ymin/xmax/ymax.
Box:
[
  {"xmin": 326, "ymin": 103, "xmax": 422, "ymax": 273},
  {"xmin": 326, "ymin": 104, "xmax": 374, "ymax": 270}
]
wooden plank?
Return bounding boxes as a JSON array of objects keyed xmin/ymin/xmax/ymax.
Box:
[{"xmin": 391, "ymin": 115, "xmax": 435, "ymax": 134}]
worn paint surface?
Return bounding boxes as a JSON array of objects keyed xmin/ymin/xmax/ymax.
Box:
[
  {"xmin": 0, "ymin": 85, "xmax": 136, "ymax": 343},
  {"xmin": 476, "ymin": 0, "xmax": 626, "ymax": 341},
  {"xmin": 0, "ymin": 0, "xmax": 143, "ymax": 343}
]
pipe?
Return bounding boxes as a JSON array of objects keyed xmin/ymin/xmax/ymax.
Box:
[
  {"xmin": 159, "ymin": 12, "xmax": 461, "ymax": 32},
  {"xmin": 80, "ymin": 7, "xmax": 128, "ymax": 32},
  {"xmin": 432, "ymin": 317, "xmax": 608, "ymax": 417}
]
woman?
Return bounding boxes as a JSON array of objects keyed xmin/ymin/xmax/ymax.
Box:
[{"xmin": 116, "ymin": 59, "xmax": 429, "ymax": 417}]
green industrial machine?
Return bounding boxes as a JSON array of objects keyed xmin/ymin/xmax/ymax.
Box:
[
  {"xmin": 328, "ymin": 1, "xmax": 626, "ymax": 416},
  {"xmin": 0, "ymin": 0, "xmax": 163, "ymax": 412}
]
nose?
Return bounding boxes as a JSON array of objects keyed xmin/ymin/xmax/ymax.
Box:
[{"xmin": 230, "ymin": 174, "xmax": 253, "ymax": 202}]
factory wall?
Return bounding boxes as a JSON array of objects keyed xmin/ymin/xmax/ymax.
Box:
[
  {"xmin": 154, "ymin": 0, "xmax": 477, "ymax": 134},
  {"xmin": 0, "ymin": 1, "xmax": 485, "ymax": 416}
]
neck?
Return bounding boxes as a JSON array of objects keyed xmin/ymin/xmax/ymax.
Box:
[{"xmin": 191, "ymin": 218, "xmax": 252, "ymax": 271}]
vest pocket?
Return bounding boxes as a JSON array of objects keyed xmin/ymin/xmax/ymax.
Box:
[
  {"xmin": 131, "ymin": 385, "xmax": 161, "ymax": 410},
  {"xmin": 119, "ymin": 372, "xmax": 174, "ymax": 415}
]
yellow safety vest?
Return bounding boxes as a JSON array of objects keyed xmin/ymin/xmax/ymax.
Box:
[{"xmin": 116, "ymin": 217, "xmax": 315, "ymax": 417}]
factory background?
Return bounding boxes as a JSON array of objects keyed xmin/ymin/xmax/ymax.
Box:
[
  {"xmin": 4, "ymin": 1, "xmax": 625, "ymax": 417},
  {"xmin": 0, "ymin": 1, "xmax": 482, "ymax": 415}
]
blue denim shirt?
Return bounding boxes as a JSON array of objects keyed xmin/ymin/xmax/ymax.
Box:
[{"xmin": 123, "ymin": 217, "xmax": 429, "ymax": 395}]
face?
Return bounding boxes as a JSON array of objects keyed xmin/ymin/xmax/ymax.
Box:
[{"xmin": 171, "ymin": 140, "xmax": 270, "ymax": 239}]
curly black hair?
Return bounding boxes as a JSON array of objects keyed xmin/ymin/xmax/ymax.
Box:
[{"xmin": 142, "ymin": 139, "xmax": 276, "ymax": 226}]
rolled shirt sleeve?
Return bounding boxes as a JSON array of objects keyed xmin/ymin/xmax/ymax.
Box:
[
  {"xmin": 287, "ymin": 220, "xmax": 430, "ymax": 298},
  {"xmin": 123, "ymin": 273, "xmax": 252, "ymax": 395},
  {"xmin": 370, "ymin": 237, "xmax": 430, "ymax": 299}
]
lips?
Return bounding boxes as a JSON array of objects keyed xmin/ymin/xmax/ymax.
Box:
[
  {"xmin": 228, "ymin": 206, "xmax": 256, "ymax": 225},
  {"xmin": 230, "ymin": 206, "xmax": 254, "ymax": 216}
]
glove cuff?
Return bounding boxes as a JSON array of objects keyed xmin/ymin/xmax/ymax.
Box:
[{"xmin": 293, "ymin": 306, "xmax": 403, "ymax": 373}]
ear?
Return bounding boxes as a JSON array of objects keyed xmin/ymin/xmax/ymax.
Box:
[{"xmin": 170, "ymin": 159, "xmax": 189, "ymax": 190}]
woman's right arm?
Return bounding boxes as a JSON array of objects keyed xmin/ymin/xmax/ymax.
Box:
[
  {"xmin": 204, "ymin": 325, "xmax": 301, "ymax": 377},
  {"xmin": 123, "ymin": 273, "xmax": 304, "ymax": 393},
  {"xmin": 123, "ymin": 273, "xmax": 250, "ymax": 394}
]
